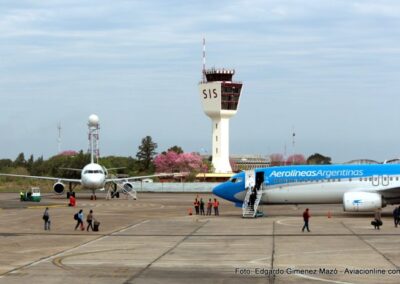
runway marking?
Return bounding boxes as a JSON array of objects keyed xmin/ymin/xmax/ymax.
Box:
[
  {"xmin": 0, "ymin": 219, "xmax": 149, "ymax": 278},
  {"xmin": 341, "ymin": 221, "xmax": 400, "ymax": 269},
  {"xmin": 276, "ymin": 217, "xmax": 300, "ymax": 226},
  {"xmin": 52, "ymin": 248, "xmax": 137, "ymax": 270},
  {"xmin": 123, "ymin": 220, "xmax": 209, "ymax": 283},
  {"xmin": 269, "ymin": 221, "xmax": 276, "ymax": 283},
  {"xmin": 27, "ymin": 204, "xmax": 67, "ymax": 209},
  {"xmin": 295, "ymin": 273, "xmax": 355, "ymax": 284}
]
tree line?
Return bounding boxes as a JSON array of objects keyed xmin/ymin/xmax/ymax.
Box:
[
  {"xmin": 0, "ymin": 136, "xmax": 211, "ymax": 180},
  {"xmin": 0, "ymin": 134, "xmax": 332, "ymax": 181}
]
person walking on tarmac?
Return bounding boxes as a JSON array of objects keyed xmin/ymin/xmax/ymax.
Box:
[
  {"xmin": 199, "ymin": 198, "xmax": 205, "ymax": 215},
  {"xmin": 194, "ymin": 198, "xmax": 200, "ymax": 215},
  {"xmin": 206, "ymin": 198, "xmax": 212, "ymax": 216},
  {"xmin": 213, "ymin": 198, "xmax": 220, "ymax": 216},
  {"xmin": 393, "ymin": 206, "xmax": 399, "ymax": 228},
  {"xmin": 86, "ymin": 209, "xmax": 95, "ymax": 231},
  {"xmin": 373, "ymin": 209, "xmax": 382, "ymax": 230},
  {"xmin": 42, "ymin": 207, "xmax": 50, "ymax": 230},
  {"xmin": 302, "ymin": 208, "xmax": 311, "ymax": 232},
  {"xmin": 74, "ymin": 209, "xmax": 84, "ymax": 231}
]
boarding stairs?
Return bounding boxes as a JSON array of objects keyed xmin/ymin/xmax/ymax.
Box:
[
  {"xmin": 106, "ymin": 175, "xmax": 137, "ymax": 200},
  {"xmin": 242, "ymin": 186, "xmax": 263, "ymax": 218}
]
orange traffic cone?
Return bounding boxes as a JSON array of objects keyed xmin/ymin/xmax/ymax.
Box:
[{"xmin": 188, "ymin": 208, "xmax": 193, "ymax": 215}]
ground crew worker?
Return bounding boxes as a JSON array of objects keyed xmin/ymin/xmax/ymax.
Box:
[
  {"xmin": 194, "ymin": 198, "xmax": 200, "ymax": 215},
  {"xmin": 69, "ymin": 195, "xmax": 76, "ymax": 207},
  {"xmin": 199, "ymin": 198, "xmax": 205, "ymax": 215},
  {"xmin": 213, "ymin": 198, "xmax": 219, "ymax": 216},
  {"xmin": 42, "ymin": 207, "xmax": 50, "ymax": 230},
  {"xmin": 302, "ymin": 208, "xmax": 310, "ymax": 232},
  {"xmin": 206, "ymin": 198, "xmax": 212, "ymax": 215}
]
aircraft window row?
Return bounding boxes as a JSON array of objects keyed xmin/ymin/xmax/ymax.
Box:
[
  {"xmin": 272, "ymin": 176, "xmax": 400, "ymax": 184},
  {"xmin": 273, "ymin": 178, "xmax": 343, "ymax": 184}
]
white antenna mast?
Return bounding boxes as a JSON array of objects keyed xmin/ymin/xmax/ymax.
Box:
[
  {"xmin": 57, "ymin": 122, "xmax": 62, "ymax": 154},
  {"xmin": 292, "ymin": 126, "xmax": 296, "ymax": 165},
  {"xmin": 88, "ymin": 114, "xmax": 100, "ymax": 164},
  {"xmin": 202, "ymin": 37, "xmax": 206, "ymax": 82}
]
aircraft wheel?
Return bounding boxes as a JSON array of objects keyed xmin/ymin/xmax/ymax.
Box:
[
  {"xmin": 116, "ymin": 192, "xmax": 120, "ymax": 198},
  {"xmin": 67, "ymin": 192, "xmax": 70, "ymax": 199}
]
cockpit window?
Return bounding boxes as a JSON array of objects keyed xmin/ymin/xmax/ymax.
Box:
[
  {"xmin": 84, "ymin": 170, "xmax": 104, "ymax": 174},
  {"xmin": 230, "ymin": 177, "xmax": 242, "ymax": 183}
]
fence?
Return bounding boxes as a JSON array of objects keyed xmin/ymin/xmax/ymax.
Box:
[{"xmin": 134, "ymin": 182, "xmax": 220, "ymax": 193}]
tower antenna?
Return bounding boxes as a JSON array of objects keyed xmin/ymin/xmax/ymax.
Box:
[
  {"xmin": 202, "ymin": 37, "xmax": 206, "ymax": 82},
  {"xmin": 292, "ymin": 126, "xmax": 296, "ymax": 165},
  {"xmin": 57, "ymin": 122, "xmax": 62, "ymax": 154}
]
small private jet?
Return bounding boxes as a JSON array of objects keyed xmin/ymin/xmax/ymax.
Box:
[{"xmin": 0, "ymin": 114, "xmax": 170, "ymax": 200}]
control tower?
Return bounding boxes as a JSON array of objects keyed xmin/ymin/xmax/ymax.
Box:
[{"xmin": 199, "ymin": 68, "xmax": 243, "ymax": 173}]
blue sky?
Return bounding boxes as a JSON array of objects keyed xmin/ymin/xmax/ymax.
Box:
[{"xmin": 1, "ymin": 0, "xmax": 400, "ymax": 163}]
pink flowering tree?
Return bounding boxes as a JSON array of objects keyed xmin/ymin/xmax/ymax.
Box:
[
  {"xmin": 270, "ymin": 153, "xmax": 284, "ymax": 166},
  {"xmin": 59, "ymin": 150, "xmax": 78, "ymax": 157},
  {"xmin": 154, "ymin": 151, "xmax": 208, "ymax": 174},
  {"xmin": 286, "ymin": 154, "xmax": 306, "ymax": 165}
]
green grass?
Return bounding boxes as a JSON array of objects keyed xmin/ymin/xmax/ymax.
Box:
[{"xmin": 0, "ymin": 180, "xmax": 54, "ymax": 193}]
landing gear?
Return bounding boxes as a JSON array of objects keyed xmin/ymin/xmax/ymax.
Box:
[
  {"xmin": 66, "ymin": 191, "xmax": 75, "ymax": 199},
  {"xmin": 90, "ymin": 190, "xmax": 97, "ymax": 200},
  {"xmin": 66, "ymin": 183, "xmax": 76, "ymax": 199}
]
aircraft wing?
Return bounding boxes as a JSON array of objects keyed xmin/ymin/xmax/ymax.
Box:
[
  {"xmin": 377, "ymin": 187, "xmax": 400, "ymax": 201},
  {"xmin": 106, "ymin": 173, "xmax": 174, "ymax": 182},
  {"xmin": 0, "ymin": 173, "xmax": 81, "ymax": 183}
]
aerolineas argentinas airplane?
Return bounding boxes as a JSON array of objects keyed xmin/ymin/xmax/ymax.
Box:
[
  {"xmin": 0, "ymin": 161, "xmax": 167, "ymax": 200},
  {"xmin": 212, "ymin": 164, "xmax": 400, "ymax": 212}
]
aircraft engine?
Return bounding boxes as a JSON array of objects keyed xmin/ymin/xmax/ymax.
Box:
[
  {"xmin": 343, "ymin": 192, "xmax": 385, "ymax": 212},
  {"xmin": 122, "ymin": 182, "xmax": 134, "ymax": 192},
  {"xmin": 53, "ymin": 182, "xmax": 65, "ymax": 195}
]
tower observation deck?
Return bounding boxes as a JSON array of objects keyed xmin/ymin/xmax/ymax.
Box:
[{"xmin": 199, "ymin": 68, "xmax": 243, "ymax": 173}]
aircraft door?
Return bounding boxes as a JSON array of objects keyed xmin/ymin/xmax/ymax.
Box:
[
  {"xmin": 245, "ymin": 171, "xmax": 255, "ymax": 190},
  {"xmin": 382, "ymin": 175, "xmax": 389, "ymax": 186},
  {"xmin": 371, "ymin": 175, "xmax": 390, "ymax": 187},
  {"xmin": 255, "ymin": 171, "xmax": 265, "ymax": 190},
  {"xmin": 372, "ymin": 175, "xmax": 379, "ymax": 187}
]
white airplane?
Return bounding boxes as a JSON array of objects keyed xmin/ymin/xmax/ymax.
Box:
[
  {"xmin": 213, "ymin": 164, "xmax": 400, "ymax": 217},
  {"xmin": 0, "ymin": 114, "xmax": 170, "ymax": 200}
]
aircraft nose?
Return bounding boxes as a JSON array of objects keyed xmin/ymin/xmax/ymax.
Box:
[{"xmin": 212, "ymin": 183, "xmax": 225, "ymax": 198}]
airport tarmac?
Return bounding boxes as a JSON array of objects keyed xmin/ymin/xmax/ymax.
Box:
[{"xmin": 0, "ymin": 192, "xmax": 400, "ymax": 283}]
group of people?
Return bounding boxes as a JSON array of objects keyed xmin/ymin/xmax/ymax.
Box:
[
  {"xmin": 74, "ymin": 209, "xmax": 98, "ymax": 231},
  {"xmin": 302, "ymin": 207, "xmax": 400, "ymax": 231},
  {"xmin": 193, "ymin": 197, "xmax": 219, "ymax": 216},
  {"xmin": 42, "ymin": 207, "xmax": 99, "ymax": 231}
]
